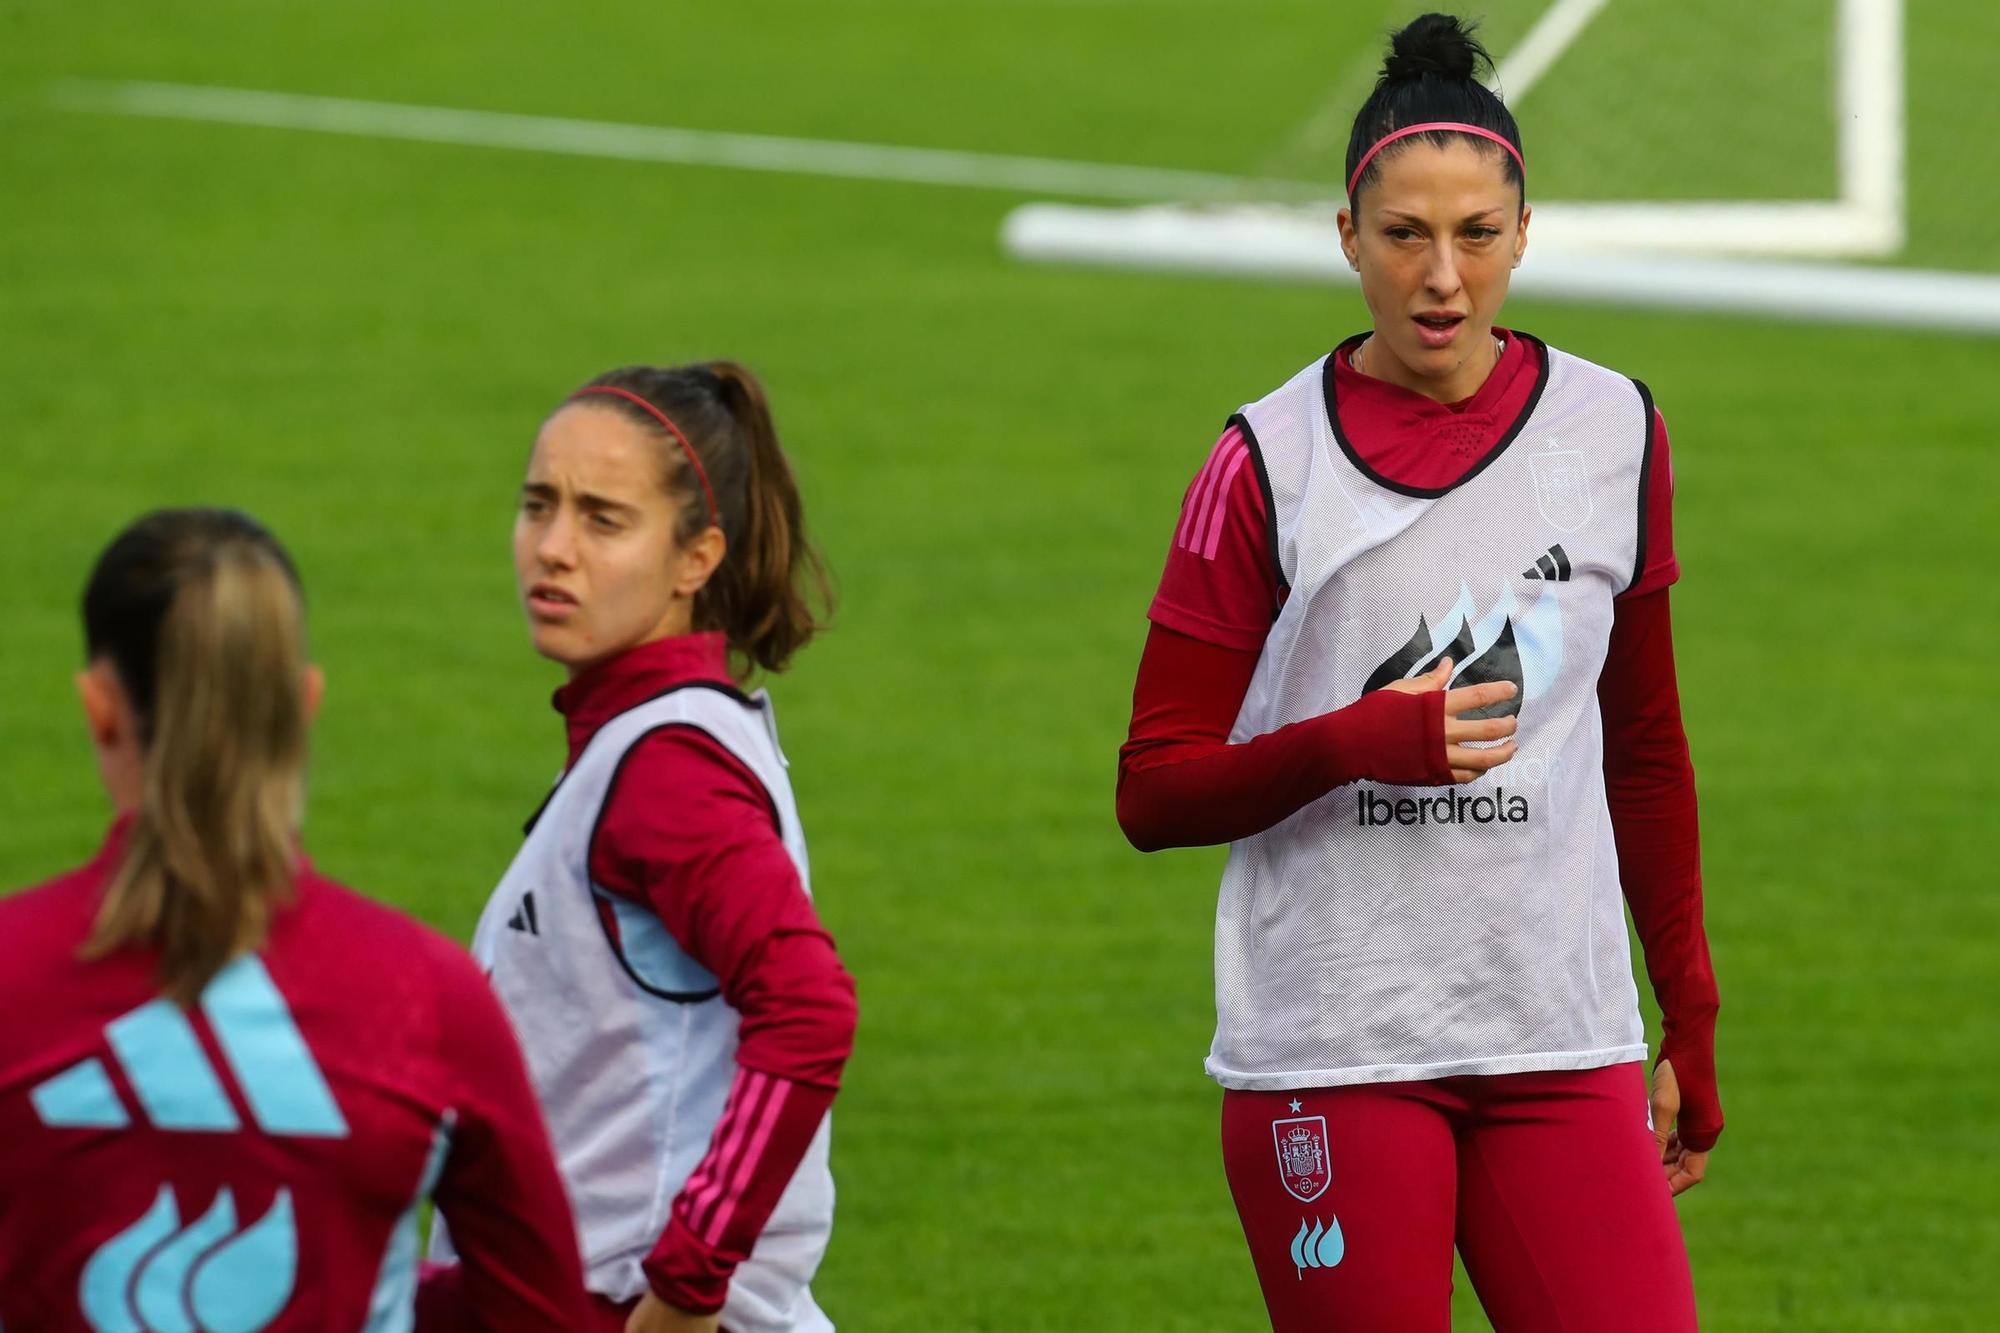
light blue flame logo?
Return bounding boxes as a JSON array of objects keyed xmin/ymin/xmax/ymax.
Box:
[
  {"xmin": 79, "ymin": 1184, "xmax": 297, "ymax": 1331},
  {"xmin": 1290, "ymin": 1214, "xmax": 1345, "ymax": 1275}
]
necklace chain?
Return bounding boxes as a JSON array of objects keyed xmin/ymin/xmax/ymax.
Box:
[{"xmin": 1353, "ymin": 333, "xmax": 1504, "ymax": 379}]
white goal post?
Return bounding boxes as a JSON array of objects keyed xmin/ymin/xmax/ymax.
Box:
[{"xmin": 1485, "ymin": 0, "xmax": 1902, "ymax": 259}]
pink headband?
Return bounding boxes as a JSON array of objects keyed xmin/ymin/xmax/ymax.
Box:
[
  {"xmin": 1347, "ymin": 121, "xmax": 1525, "ymax": 199},
  {"xmin": 568, "ymin": 384, "xmax": 721, "ymax": 529}
]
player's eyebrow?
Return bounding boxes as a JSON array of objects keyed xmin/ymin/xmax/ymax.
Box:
[
  {"xmin": 574, "ymin": 492, "xmax": 642, "ymax": 518},
  {"xmin": 1378, "ymin": 207, "xmax": 1509, "ymax": 225},
  {"xmin": 520, "ymin": 482, "xmax": 642, "ymax": 518}
]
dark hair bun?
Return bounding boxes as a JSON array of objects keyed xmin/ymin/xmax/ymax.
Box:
[{"xmin": 1383, "ymin": 12, "xmax": 1492, "ymax": 84}]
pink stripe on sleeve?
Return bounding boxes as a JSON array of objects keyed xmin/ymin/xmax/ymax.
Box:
[
  {"xmin": 1174, "ymin": 435, "xmax": 1232, "ymax": 551},
  {"xmin": 1200, "ymin": 448, "xmax": 1250, "ymax": 561},
  {"xmin": 698, "ymin": 1078, "xmax": 796, "ymax": 1247},
  {"xmin": 675, "ymin": 1073, "xmax": 743, "ymax": 1209},
  {"xmin": 682, "ymin": 1070, "xmax": 773, "ymax": 1233},
  {"xmin": 1184, "ymin": 435, "xmax": 1243, "ymax": 555}
]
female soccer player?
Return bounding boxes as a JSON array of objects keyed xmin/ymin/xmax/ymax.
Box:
[
  {"xmin": 428, "ymin": 361, "xmax": 857, "ymax": 1333},
  {"xmin": 0, "ymin": 508, "xmax": 590, "ymax": 1330},
  {"xmin": 1116, "ymin": 15, "xmax": 1722, "ymax": 1331}
]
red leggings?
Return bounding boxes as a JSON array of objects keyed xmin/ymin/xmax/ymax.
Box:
[{"xmin": 1222, "ymin": 1063, "xmax": 1696, "ymax": 1332}]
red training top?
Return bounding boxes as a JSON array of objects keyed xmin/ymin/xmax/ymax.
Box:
[
  {"xmin": 0, "ymin": 820, "xmax": 591, "ymax": 1330},
  {"xmin": 555, "ymin": 632, "xmax": 858, "ymax": 1313},
  {"xmin": 1118, "ymin": 331, "xmax": 1722, "ymax": 1151}
]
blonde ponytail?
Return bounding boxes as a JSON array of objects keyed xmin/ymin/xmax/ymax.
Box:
[{"xmin": 81, "ymin": 512, "xmax": 309, "ymax": 1007}]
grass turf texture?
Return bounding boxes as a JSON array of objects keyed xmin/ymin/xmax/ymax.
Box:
[{"xmin": 3, "ymin": 2, "xmax": 1997, "ymax": 1328}]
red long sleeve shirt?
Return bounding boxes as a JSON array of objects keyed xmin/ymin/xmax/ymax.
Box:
[
  {"xmin": 0, "ymin": 820, "xmax": 591, "ymax": 1331},
  {"xmin": 552, "ymin": 634, "xmax": 857, "ymax": 1312},
  {"xmin": 1119, "ymin": 332, "xmax": 1721, "ymax": 1150}
]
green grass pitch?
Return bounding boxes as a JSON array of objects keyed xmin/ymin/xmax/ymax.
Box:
[{"xmin": 3, "ymin": 3, "xmax": 1996, "ymax": 1328}]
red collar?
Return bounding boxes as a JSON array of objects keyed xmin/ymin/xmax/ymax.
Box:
[
  {"xmin": 1332, "ymin": 326, "xmax": 1534, "ymax": 417},
  {"xmin": 1325, "ymin": 329, "xmax": 1545, "ymax": 493},
  {"xmin": 552, "ymin": 633, "xmax": 735, "ymax": 765}
]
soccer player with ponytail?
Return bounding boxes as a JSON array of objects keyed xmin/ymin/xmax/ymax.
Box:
[
  {"xmin": 426, "ymin": 362, "xmax": 856, "ymax": 1333},
  {"xmin": 0, "ymin": 508, "xmax": 590, "ymax": 1330},
  {"xmin": 1118, "ymin": 14, "xmax": 1719, "ymax": 1330}
]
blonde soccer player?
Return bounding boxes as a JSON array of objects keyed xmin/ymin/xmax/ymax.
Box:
[{"xmin": 0, "ymin": 508, "xmax": 590, "ymax": 1330}]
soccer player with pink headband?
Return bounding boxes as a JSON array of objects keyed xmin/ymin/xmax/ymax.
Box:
[
  {"xmin": 424, "ymin": 361, "xmax": 856, "ymax": 1333},
  {"xmin": 1117, "ymin": 13, "xmax": 1720, "ymax": 1329}
]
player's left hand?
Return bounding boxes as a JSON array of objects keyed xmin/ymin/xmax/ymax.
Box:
[
  {"xmin": 626, "ymin": 1292, "xmax": 721, "ymax": 1333},
  {"xmin": 1650, "ymin": 1058, "xmax": 1710, "ymax": 1197}
]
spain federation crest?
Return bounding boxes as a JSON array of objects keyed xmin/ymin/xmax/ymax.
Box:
[
  {"xmin": 1528, "ymin": 440, "xmax": 1592, "ymax": 533},
  {"xmin": 1271, "ymin": 1115, "xmax": 1331, "ymax": 1202}
]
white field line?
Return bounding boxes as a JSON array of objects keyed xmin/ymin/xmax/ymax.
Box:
[
  {"xmin": 1250, "ymin": 1, "xmax": 1409, "ymax": 179},
  {"xmin": 1485, "ymin": 0, "xmax": 1612, "ymax": 105},
  {"xmin": 1260, "ymin": 0, "xmax": 1609, "ymax": 182},
  {"xmin": 1000, "ymin": 203, "xmax": 2000, "ymax": 333},
  {"xmin": 48, "ymin": 79, "xmax": 1328, "ymax": 205}
]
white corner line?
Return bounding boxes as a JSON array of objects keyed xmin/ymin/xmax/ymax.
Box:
[
  {"xmin": 48, "ymin": 78, "xmax": 1330, "ymax": 205},
  {"xmin": 1486, "ymin": 0, "xmax": 1612, "ymax": 105}
]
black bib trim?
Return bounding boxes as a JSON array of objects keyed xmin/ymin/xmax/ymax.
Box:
[
  {"xmin": 1227, "ymin": 411, "xmax": 1289, "ymax": 601},
  {"xmin": 1629, "ymin": 378, "xmax": 1658, "ymax": 593},
  {"xmin": 1321, "ymin": 330, "xmax": 1553, "ymax": 500}
]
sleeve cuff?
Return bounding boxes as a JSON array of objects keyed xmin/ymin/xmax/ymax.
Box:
[
  {"xmin": 642, "ymin": 1216, "xmax": 733, "ymax": 1316},
  {"xmin": 1421, "ymin": 689, "xmax": 1452, "ymax": 784}
]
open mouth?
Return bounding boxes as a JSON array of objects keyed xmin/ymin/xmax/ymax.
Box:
[
  {"xmin": 527, "ymin": 584, "xmax": 579, "ymax": 617},
  {"xmin": 1413, "ymin": 312, "xmax": 1466, "ymax": 345}
]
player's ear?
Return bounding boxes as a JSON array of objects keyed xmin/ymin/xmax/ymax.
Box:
[
  {"xmin": 674, "ymin": 525, "xmax": 728, "ymax": 600},
  {"xmin": 76, "ymin": 662, "xmax": 125, "ymax": 749},
  {"xmin": 302, "ymin": 665, "xmax": 326, "ymax": 725},
  {"xmin": 1336, "ymin": 207, "xmax": 1361, "ymax": 271},
  {"xmin": 1513, "ymin": 203, "xmax": 1531, "ymax": 268}
]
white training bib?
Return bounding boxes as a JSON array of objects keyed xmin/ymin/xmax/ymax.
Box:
[
  {"xmin": 434, "ymin": 684, "xmax": 834, "ymax": 1333},
  {"xmin": 1209, "ymin": 335, "xmax": 1656, "ymax": 1091}
]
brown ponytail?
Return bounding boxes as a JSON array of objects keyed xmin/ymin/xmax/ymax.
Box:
[
  {"xmin": 571, "ymin": 361, "xmax": 832, "ymax": 678},
  {"xmin": 700, "ymin": 360, "xmax": 831, "ymax": 675},
  {"xmin": 81, "ymin": 510, "xmax": 309, "ymax": 1007}
]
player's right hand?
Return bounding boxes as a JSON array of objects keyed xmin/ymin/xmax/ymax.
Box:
[
  {"xmin": 1650, "ymin": 1058, "xmax": 1711, "ymax": 1196},
  {"xmin": 626, "ymin": 1293, "xmax": 721, "ymax": 1333},
  {"xmin": 1381, "ymin": 658, "xmax": 1518, "ymax": 782}
]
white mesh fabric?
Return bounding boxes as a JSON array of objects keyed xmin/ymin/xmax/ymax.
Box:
[
  {"xmin": 1208, "ymin": 338, "xmax": 1652, "ymax": 1090},
  {"xmin": 435, "ymin": 687, "xmax": 834, "ymax": 1329}
]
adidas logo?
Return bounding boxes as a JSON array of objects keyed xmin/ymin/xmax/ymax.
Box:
[
  {"xmin": 30, "ymin": 954, "xmax": 347, "ymax": 1138},
  {"xmin": 506, "ymin": 890, "xmax": 540, "ymax": 935},
  {"xmin": 1522, "ymin": 542, "xmax": 1572, "ymax": 581},
  {"xmin": 80, "ymin": 1184, "xmax": 296, "ymax": 1332}
]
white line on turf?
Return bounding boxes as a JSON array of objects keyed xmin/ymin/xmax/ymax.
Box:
[
  {"xmin": 1486, "ymin": 0, "xmax": 1611, "ymax": 105},
  {"xmin": 1001, "ymin": 203, "xmax": 2000, "ymax": 333},
  {"xmin": 1252, "ymin": 0, "xmax": 1607, "ymax": 182},
  {"xmin": 48, "ymin": 79, "xmax": 1328, "ymax": 205}
]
